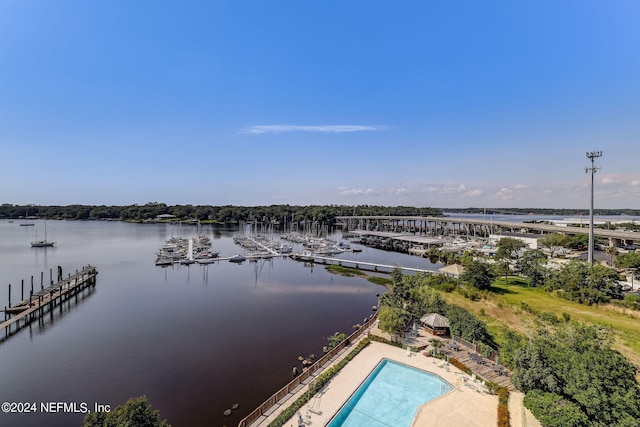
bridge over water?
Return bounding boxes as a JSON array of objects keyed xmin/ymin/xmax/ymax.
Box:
[{"xmin": 336, "ymin": 215, "xmax": 640, "ymax": 247}]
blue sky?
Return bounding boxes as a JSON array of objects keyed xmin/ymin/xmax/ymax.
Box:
[{"xmin": 1, "ymin": 1, "xmax": 639, "ymax": 208}]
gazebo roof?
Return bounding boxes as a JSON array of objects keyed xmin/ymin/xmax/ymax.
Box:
[
  {"xmin": 438, "ymin": 263, "xmax": 465, "ymax": 278},
  {"xmin": 419, "ymin": 312, "xmax": 450, "ymax": 328}
]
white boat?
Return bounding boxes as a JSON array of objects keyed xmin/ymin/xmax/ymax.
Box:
[
  {"xmin": 277, "ymin": 243, "xmax": 293, "ymax": 254},
  {"xmin": 31, "ymin": 218, "xmax": 55, "ymax": 247},
  {"xmin": 229, "ymin": 254, "xmax": 246, "ymax": 263}
]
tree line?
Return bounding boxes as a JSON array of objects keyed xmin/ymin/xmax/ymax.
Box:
[{"xmin": 0, "ymin": 203, "xmax": 443, "ymax": 225}]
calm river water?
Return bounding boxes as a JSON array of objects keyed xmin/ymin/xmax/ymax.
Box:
[{"xmin": 0, "ymin": 220, "xmax": 441, "ymax": 427}]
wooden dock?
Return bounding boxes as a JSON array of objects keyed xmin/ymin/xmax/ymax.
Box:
[
  {"xmin": 289, "ymin": 253, "xmax": 435, "ymax": 274},
  {"xmin": 1, "ymin": 265, "xmax": 98, "ymax": 341},
  {"xmin": 450, "ymin": 346, "xmax": 516, "ymax": 391}
]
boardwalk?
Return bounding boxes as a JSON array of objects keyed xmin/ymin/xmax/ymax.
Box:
[
  {"xmin": 289, "ymin": 253, "xmax": 435, "ymax": 274},
  {"xmin": 1, "ymin": 265, "xmax": 98, "ymax": 341},
  {"xmin": 446, "ymin": 344, "xmax": 515, "ymax": 391}
]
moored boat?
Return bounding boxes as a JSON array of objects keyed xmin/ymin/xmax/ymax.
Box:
[{"xmin": 229, "ymin": 254, "xmax": 246, "ymax": 263}]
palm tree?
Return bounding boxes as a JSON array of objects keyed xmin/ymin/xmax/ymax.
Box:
[
  {"xmin": 605, "ymin": 246, "xmax": 618, "ymax": 266},
  {"xmin": 429, "ymin": 338, "xmax": 443, "ymax": 357}
]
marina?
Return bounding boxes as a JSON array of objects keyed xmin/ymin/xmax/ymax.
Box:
[
  {"xmin": 0, "ymin": 220, "xmax": 390, "ymax": 427},
  {"xmin": 155, "ymin": 224, "xmax": 219, "ymax": 266}
]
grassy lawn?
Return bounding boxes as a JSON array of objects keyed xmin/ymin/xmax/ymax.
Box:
[
  {"xmin": 325, "ymin": 265, "xmax": 392, "ymax": 289},
  {"xmin": 325, "ymin": 265, "xmax": 367, "ymax": 277},
  {"xmin": 443, "ymin": 277, "xmax": 640, "ymax": 367}
]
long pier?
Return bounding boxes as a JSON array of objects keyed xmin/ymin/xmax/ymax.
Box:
[
  {"xmin": 289, "ymin": 253, "xmax": 435, "ymax": 274},
  {"xmin": 1, "ymin": 265, "xmax": 98, "ymax": 341}
]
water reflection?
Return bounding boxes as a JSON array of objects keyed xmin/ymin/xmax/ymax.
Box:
[{"xmin": 0, "ymin": 220, "xmax": 432, "ymax": 427}]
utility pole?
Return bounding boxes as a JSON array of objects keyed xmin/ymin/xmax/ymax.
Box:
[{"xmin": 585, "ymin": 151, "xmax": 602, "ymax": 265}]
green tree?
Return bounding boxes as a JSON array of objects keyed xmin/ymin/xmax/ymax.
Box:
[
  {"xmin": 523, "ymin": 390, "xmax": 589, "ymax": 427},
  {"xmin": 429, "ymin": 338, "xmax": 443, "ymax": 356},
  {"xmin": 495, "ymin": 237, "xmax": 527, "ymax": 260},
  {"xmin": 83, "ymin": 396, "xmax": 170, "ymax": 427},
  {"xmin": 538, "ymin": 233, "xmax": 570, "ymax": 257},
  {"xmin": 615, "ymin": 251, "xmax": 640, "ymax": 269},
  {"xmin": 444, "ymin": 305, "xmax": 494, "ymax": 345},
  {"xmin": 327, "ymin": 332, "xmax": 347, "ymax": 349},
  {"xmin": 566, "ymin": 234, "xmax": 589, "ymax": 250},
  {"xmin": 494, "ymin": 237, "xmax": 527, "ymax": 283},
  {"xmin": 515, "ymin": 249, "xmax": 548, "ymax": 287},
  {"xmin": 460, "ymin": 259, "xmax": 495, "ymax": 291},
  {"xmin": 390, "ymin": 267, "xmax": 403, "ymax": 287},
  {"xmin": 514, "ymin": 323, "xmax": 640, "ymax": 427},
  {"xmin": 547, "ymin": 260, "xmax": 622, "ymax": 304},
  {"xmin": 377, "ymin": 306, "xmax": 406, "ymax": 335}
]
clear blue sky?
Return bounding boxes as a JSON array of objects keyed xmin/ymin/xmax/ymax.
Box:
[{"xmin": 1, "ymin": 1, "xmax": 639, "ymax": 208}]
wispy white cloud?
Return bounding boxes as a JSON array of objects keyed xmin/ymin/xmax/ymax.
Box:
[
  {"xmin": 242, "ymin": 125, "xmax": 390, "ymax": 135},
  {"xmin": 496, "ymin": 187, "xmax": 512, "ymax": 199},
  {"xmin": 465, "ymin": 189, "xmax": 484, "ymax": 197},
  {"xmin": 338, "ymin": 187, "xmax": 375, "ymax": 196},
  {"xmin": 417, "ymin": 182, "xmax": 485, "ymax": 197},
  {"xmin": 392, "ymin": 188, "xmax": 409, "ymax": 195}
]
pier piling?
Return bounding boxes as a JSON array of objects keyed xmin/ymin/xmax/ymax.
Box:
[{"xmin": 1, "ymin": 266, "xmax": 98, "ymax": 344}]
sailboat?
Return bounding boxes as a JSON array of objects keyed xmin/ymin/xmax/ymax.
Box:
[
  {"xmin": 31, "ymin": 218, "xmax": 55, "ymax": 247},
  {"xmin": 20, "ymin": 212, "xmax": 35, "ymax": 226}
]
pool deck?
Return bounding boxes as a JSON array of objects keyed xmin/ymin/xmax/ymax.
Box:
[
  {"xmin": 269, "ymin": 341, "xmax": 497, "ymax": 427},
  {"xmin": 255, "ymin": 338, "xmax": 541, "ymax": 427}
]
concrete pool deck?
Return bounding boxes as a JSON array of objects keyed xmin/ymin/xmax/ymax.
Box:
[{"xmin": 252, "ymin": 338, "xmax": 541, "ymax": 427}]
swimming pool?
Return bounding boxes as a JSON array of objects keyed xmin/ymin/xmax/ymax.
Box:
[{"xmin": 326, "ymin": 359, "xmax": 453, "ymax": 427}]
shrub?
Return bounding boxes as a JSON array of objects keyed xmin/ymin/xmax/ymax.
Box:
[
  {"xmin": 523, "ymin": 390, "xmax": 589, "ymax": 427},
  {"xmin": 448, "ymin": 356, "xmax": 472, "ymax": 376},
  {"xmin": 537, "ymin": 311, "xmax": 558, "ymax": 324},
  {"xmin": 327, "ymin": 332, "xmax": 347, "ymax": 350}
]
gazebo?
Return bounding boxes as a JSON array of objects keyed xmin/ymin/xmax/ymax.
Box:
[
  {"xmin": 420, "ymin": 313, "xmax": 450, "ymax": 336},
  {"xmin": 438, "ymin": 263, "xmax": 465, "ymax": 278}
]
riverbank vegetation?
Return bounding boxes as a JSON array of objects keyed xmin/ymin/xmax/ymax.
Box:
[
  {"xmin": 0, "ymin": 203, "xmax": 443, "ymax": 225},
  {"xmin": 324, "ymin": 265, "xmax": 392, "ymax": 287},
  {"xmin": 324, "ymin": 265, "xmax": 366, "ymax": 277}
]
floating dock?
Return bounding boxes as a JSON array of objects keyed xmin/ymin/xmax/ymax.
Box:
[{"xmin": 1, "ymin": 265, "xmax": 98, "ymax": 341}]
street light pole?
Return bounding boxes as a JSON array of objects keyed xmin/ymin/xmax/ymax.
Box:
[{"xmin": 585, "ymin": 151, "xmax": 602, "ymax": 265}]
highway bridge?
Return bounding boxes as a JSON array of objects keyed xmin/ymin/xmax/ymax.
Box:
[{"xmin": 335, "ymin": 215, "xmax": 640, "ymax": 247}]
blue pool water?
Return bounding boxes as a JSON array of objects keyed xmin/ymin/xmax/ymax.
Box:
[{"xmin": 327, "ymin": 359, "xmax": 453, "ymax": 427}]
